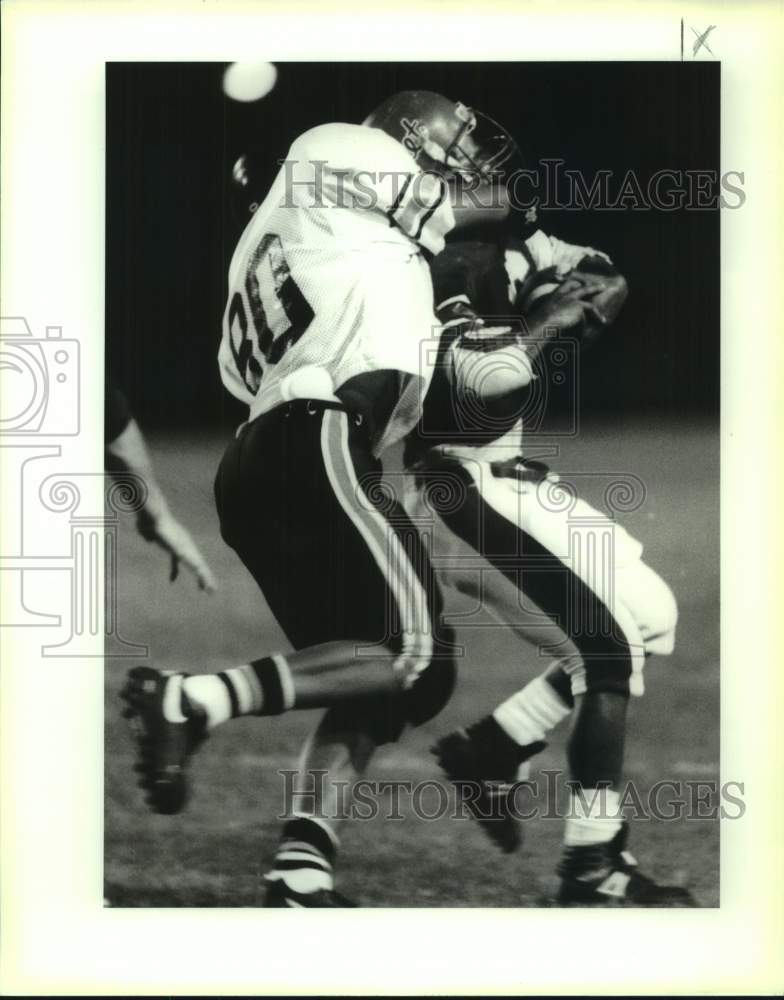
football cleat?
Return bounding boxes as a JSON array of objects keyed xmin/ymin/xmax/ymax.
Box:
[
  {"xmin": 264, "ymin": 880, "xmax": 357, "ymax": 908},
  {"xmin": 120, "ymin": 665, "xmax": 207, "ymax": 815},
  {"xmin": 551, "ymin": 825, "xmax": 699, "ymax": 907},
  {"xmin": 432, "ymin": 726, "xmax": 545, "ymax": 853}
]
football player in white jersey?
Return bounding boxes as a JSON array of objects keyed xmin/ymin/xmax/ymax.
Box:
[
  {"xmin": 403, "ymin": 221, "xmax": 695, "ymax": 905},
  {"xmin": 122, "ymin": 92, "xmax": 520, "ymax": 906}
]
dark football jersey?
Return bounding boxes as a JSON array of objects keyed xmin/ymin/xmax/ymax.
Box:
[{"xmin": 403, "ymin": 230, "xmax": 524, "ymax": 467}]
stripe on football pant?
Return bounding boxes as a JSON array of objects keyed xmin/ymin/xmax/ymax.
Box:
[{"xmin": 320, "ymin": 409, "xmax": 432, "ymax": 688}]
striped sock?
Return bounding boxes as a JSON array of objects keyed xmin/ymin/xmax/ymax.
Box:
[
  {"xmin": 563, "ymin": 787, "xmax": 623, "ymax": 847},
  {"xmin": 493, "ymin": 674, "xmax": 571, "ymax": 747},
  {"xmin": 183, "ymin": 655, "xmax": 295, "ymax": 731},
  {"xmin": 267, "ymin": 816, "xmax": 338, "ymax": 894}
]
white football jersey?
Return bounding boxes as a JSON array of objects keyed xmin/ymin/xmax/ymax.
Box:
[{"xmin": 219, "ymin": 123, "xmax": 455, "ymax": 452}]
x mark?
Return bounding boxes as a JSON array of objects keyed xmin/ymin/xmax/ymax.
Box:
[{"xmin": 691, "ymin": 24, "xmax": 717, "ymax": 57}]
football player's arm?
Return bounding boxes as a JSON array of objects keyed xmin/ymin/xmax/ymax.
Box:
[
  {"xmin": 512, "ymin": 233, "xmax": 627, "ymax": 349},
  {"xmin": 518, "ymin": 273, "xmax": 613, "ymax": 366},
  {"xmin": 541, "ymin": 234, "xmax": 628, "ymax": 337},
  {"xmin": 455, "ymin": 276, "xmax": 609, "ymax": 402},
  {"xmin": 436, "ymin": 297, "xmax": 536, "ymax": 400},
  {"xmin": 105, "ymin": 387, "xmax": 217, "ymax": 592},
  {"xmin": 568, "ymin": 253, "xmax": 628, "ymax": 331},
  {"xmin": 456, "ymin": 341, "xmax": 536, "ymax": 399}
]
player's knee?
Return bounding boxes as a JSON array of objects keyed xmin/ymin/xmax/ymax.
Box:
[
  {"xmin": 404, "ymin": 657, "xmax": 457, "ymax": 725},
  {"xmin": 576, "ymin": 658, "xmax": 634, "ymax": 699},
  {"xmin": 567, "ymin": 616, "xmax": 643, "ymax": 700},
  {"xmin": 639, "ymin": 572, "xmax": 678, "ymax": 657},
  {"xmin": 398, "ymin": 624, "xmax": 458, "ymax": 725}
]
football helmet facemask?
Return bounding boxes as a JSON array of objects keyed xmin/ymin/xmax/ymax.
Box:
[{"xmin": 363, "ymin": 90, "xmax": 520, "ymax": 182}]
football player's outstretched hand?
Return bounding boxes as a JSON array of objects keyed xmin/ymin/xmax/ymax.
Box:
[
  {"xmin": 530, "ymin": 275, "xmax": 610, "ymax": 331},
  {"xmin": 137, "ymin": 511, "xmax": 218, "ymax": 592},
  {"xmin": 564, "ymin": 255, "xmax": 629, "ymax": 326}
]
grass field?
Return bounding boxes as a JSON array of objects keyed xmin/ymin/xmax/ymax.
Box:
[{"xmin": 104, "ymin": 416, "xmax": 719, "ymax": 907}]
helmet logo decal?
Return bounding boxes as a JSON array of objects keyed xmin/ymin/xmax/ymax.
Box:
[
  {"xmin": 400, "ymin": 117, "xmax": 429, "ymax": 158},
  {"xmin": 454, "ymin": 102, "xmax": 476, "ymax": 132}
]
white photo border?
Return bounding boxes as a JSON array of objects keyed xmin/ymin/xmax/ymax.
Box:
[{"xmin": 1, "ymin": 0, "xmax": 783, "ymax": 994}]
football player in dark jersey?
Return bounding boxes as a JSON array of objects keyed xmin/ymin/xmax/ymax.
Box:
[{"xmin": 402, "ymin": 188, "xmax": 694, "ymax": 905}]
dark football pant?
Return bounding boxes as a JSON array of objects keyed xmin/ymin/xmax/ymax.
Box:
[{"xmin": 214, "ymin": 400, "xmax": 456, "ymax": 742}]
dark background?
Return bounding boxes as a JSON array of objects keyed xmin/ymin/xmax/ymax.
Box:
[{"xmin": 106, "ymin": 62, "xmax": 719, "ymax": 430}]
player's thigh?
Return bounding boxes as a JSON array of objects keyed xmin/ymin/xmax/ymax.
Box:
[
  {"xmin": 613, "ymin": 559, "xmax": 678, "ymax": 654},
  {"xmin": 471, "ymin": 469, "xmax": 647, "ymax": 621},
  {"xmin": 430, "ymin": 459, "xmax": 644, "ymax": 694},
  {"xmin": 216, "ymin": 409, "xmax": 356, "ymax": 646},
  {"xmin": 216, "ymin": 405, "xmax": 449, "ymax": 681},
  {"xmin": 520, "ymin": 481, "xmax": 677, "ymax": 654}
]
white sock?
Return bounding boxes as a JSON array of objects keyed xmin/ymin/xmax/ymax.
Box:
[
  {"xmin": 183, "ymin": 657, "xmax": 294, "ymax": 730},
  {"xmin": 564, "ymin": 788, "xmax": 622, "ymax": 846},
  {"xmin": 493, "ymin": 674, "xmax": 571, "ymax": 746},
  {"xmin": 268, "ymin": 867, "xmax": 334, "ymax": 893},
  {"xmin": 183, "ymin": 674, "xmax": 234, "ymax": 730}
]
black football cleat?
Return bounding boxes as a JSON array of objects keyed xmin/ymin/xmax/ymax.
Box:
[
  {"xmin": 552, "ymin": 825, "xmax": 699, "ymax": 907},
  {"xmin": 264, "ymin": 879, "xmax": 357, "ymax": 908},
  {"xmin": 120, "ymin": 665, "xmax": 207, "ymax": 815},
  {"xmin": 432, "ymin": 722, "xmax": 545, "ymax": 853}
]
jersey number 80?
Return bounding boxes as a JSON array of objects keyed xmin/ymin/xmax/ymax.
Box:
[{"xmin": 228, "ymin": 233, "xmax": 314, "ymax": 393}]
